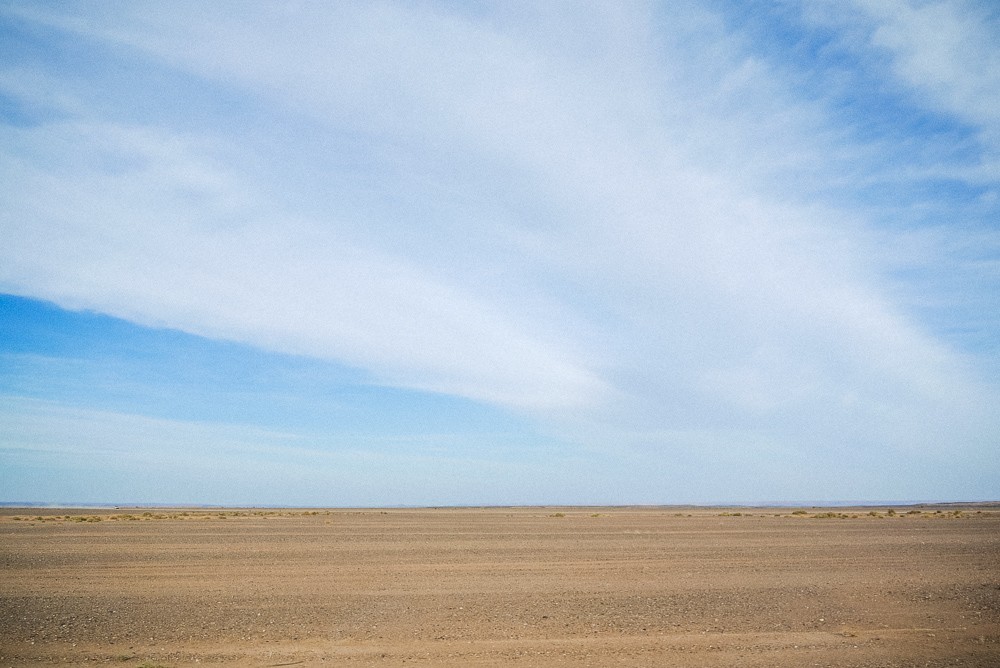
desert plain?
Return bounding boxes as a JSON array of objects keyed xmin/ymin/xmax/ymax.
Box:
[{"xmin": 0, "ymin": 505, "xmax": 998, "ymax": 667}]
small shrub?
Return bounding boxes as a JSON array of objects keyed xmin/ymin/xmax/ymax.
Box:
[
  {"xmin": 549, "ymin": 512, "xmax": 566, "ymax": 518},
  {"xmin": 791, "ymin": 510, "xmax": 808, "ymax": 515}
]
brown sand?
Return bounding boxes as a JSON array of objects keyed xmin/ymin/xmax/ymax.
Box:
[{"xmin": 1, "ymin": 505, "xmax": 998, "ymax": 667}]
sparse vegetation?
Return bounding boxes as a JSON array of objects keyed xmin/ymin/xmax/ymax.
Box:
[
  {"xmin": 3, "ymin": 506, "xmax": 987, "ymax": 529},
  {"xmin": 2, "ymin": 510, "xmax": 325, "ymax": 524}
]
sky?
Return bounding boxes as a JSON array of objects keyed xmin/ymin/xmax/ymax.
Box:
[{"xmin": 1, "ymin": 1, "xmax": 998, "ymax": 506}]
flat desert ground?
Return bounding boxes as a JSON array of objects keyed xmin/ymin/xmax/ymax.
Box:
[{"xmin": 1, "ymin": 506, "xmax": 998, "ymax": 667}]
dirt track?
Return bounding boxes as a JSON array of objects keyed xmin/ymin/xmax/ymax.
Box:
[{"xmin": 1, "ymin": 506, "xmax": 998, "ymax": 667}]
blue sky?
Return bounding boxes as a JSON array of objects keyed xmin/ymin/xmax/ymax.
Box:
[{"xmin": 1, "ymin": 1, "xmax": 998, "ymax": 505}]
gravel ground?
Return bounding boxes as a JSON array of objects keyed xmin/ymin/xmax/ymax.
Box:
[{"xmin": 1, "ymin": 506, "xmax": 998, "ymax": 667}]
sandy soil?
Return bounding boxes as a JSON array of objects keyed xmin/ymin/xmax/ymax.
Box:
[{"xmin": 1, "ymin": 505, "xmax": 998, "ymax": 667}]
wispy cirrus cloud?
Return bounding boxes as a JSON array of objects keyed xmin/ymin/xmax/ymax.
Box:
[
  {"xmin": 794, "ymin": 0, "xmax": 1000, "ymax": 364},
  {"xmin": 1, "ymin": 117, "xmax": 607, "ymax": 410},
  {"xmin": 1, "ymin": 1, "xmax": 997, "ymax": 502},
  {"xmin": 854, "ymin": 0, "xmax": 1000, "ymax": 143}
]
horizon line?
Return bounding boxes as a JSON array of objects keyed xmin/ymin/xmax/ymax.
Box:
[{"xmin": 3, "ymin": 500, "xmax": 999, "ymax": 510}]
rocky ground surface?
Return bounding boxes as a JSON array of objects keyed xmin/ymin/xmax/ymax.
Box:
[{"xmin": 0, "ymin": 505, "xmax": 998, "ymax": 667}]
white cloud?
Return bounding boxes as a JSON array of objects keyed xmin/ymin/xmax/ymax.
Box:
[
  {"xmin": 855, "ymin": 0, "xmax": 1000, "ymax": 139},
  {"xmin": 2, "ymin": 0, "xmax": 997, "ymax": 492},
  {"xmin": 803, "ymin": 0, "xmax": 1000, "ymax": 183},
  {"xmin": 0, "ymin": 115, "xmax": 607, "ymax": 411}
]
